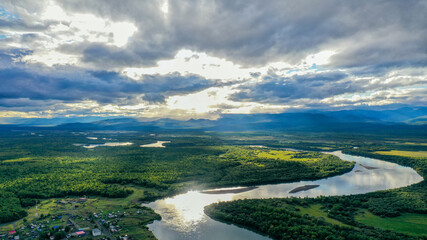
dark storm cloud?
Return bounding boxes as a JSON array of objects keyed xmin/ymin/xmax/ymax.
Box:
[
  {"xmin": 0, "ymin": 98, "xmax": 56, "ymax": 108},
  {"xmin": 230, "ymin": 72, "xmax": 354, "ymax": 103},
  {"xmin": 80, "ymin": 44, "xmax": 172, "ymax": 68},
  {"xmin": 0, "ymin": 48, "xmax": 31, "ymax": 68},
  {"xmin": 2, "ymin": 0, "xmax": 426, "ymax": 69},
  {"xmin": 231, "ymin": 69, "xmax": 427, "ymax": 105},
  {"xmin": 142, "ymin": 93, "xmax": 166, "ymax": 104},
  {"xmin": 168, "ymin": 0, "xmax": 427, "ymax": 69},
  {"xmin": 0, "ymin": 67, "xmax": 217, "ymax": 103},
  {"xmin": 1, "ymin": 0, "xmax": 426, "ymax": 70}
]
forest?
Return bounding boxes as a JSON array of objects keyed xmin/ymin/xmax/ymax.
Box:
[
  {"xmin": 0, "ymin": 130, "xmax": 353, "ymax": 224},
  {"xmin": 205, "ymin": 198, "xmax": 422, "ymax": 240}
]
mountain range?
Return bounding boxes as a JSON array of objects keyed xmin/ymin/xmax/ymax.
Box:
[{"xmin": 1, "ymin": 107, "xmax": 425, "ymax": 134}]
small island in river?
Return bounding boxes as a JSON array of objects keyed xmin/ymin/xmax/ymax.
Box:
[
  {"xmin": 202, "ymin": 186, "xmax": 258, "ymax": 194},
  {"xmin": 360, "ymin": 164, "xmax": 379, "ymax": 170},
  {"xmin": 289, "ymin": 184, "xmax": 320, "ymax": 193}
]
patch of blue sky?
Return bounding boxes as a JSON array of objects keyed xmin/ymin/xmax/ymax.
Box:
[
  {"xmin": 286, "ymin": 69, "xmax": 299, "ymax": 74},
  {"xmin": 286, "ymin": 64, "xmax": 323, "ymax": 74},
  {"xmin": 308, "ymin": 64, "xmax": 317, "ymax": 70},
  {"xmin": 309, "ymin": 64, "xmax": 325, "ymax": 72},
  {"xmin": 400, "ymin": 84, "xmax": 426, "ymax": 90},
  {"xmin": 0, "ymin": 7, "xmax": 19, "ymax": 20},
  {"xmin": 0, "ymin": 35, "xmax": 6, "ymax": 39}
]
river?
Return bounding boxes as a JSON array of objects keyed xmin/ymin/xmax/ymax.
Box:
[{"xmin": 145, "ymin": 151, "xmax": 423, "ymax": 240}]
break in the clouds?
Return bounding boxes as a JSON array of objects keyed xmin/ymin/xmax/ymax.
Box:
[{"xmin": 0, "ymin": 0, "xmax": 426, "ymax": 120}]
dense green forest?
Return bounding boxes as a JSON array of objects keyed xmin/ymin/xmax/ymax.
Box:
[
  {"xmin": 0, "ymin": 131, "xmax": 353, "ymax": 224},
  {"xmin": 205, "ymin": 140, "xmax": 427, "ymax": 240},
  {"xmin": 1, "ymin": 129, "xmax": 425, "ymax": 239},
  {"xmin": 205, "ymin": 198, "xmax": 422, "ymax": 240}
]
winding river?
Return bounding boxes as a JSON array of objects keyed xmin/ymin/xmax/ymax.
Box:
[{"xmin": 145, "ymin": 151, "xmax": 423, "ymax": 240}]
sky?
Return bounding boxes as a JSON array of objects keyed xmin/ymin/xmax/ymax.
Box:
[{"xmin": 0, "ymin": 0, "xmax": 426, "ymax": 121}]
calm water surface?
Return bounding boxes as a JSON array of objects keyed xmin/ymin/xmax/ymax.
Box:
[{"xmin": 145, "ymin": 151, "xmax": 423, "ymax": 240}]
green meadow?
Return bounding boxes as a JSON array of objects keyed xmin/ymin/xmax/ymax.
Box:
[{"xmin": 356, "ymin": 210, "xmax": 427, "ymax": 236}]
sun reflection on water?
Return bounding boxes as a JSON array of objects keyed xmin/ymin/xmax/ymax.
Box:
[
  {"xmin": 146, "ymin": 151, "xmax": 423, "ymax": 240},
  {"xmin": 150, "ymin": 190, "xmax": 235, "ymax": 232}
]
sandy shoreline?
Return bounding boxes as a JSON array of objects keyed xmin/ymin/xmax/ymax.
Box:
[{"xmin": 140, "ymin": 141, "xmax": 171, "ymax": 148}]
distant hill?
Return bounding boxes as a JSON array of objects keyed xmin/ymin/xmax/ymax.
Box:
[
  {"xmin": 1, "ymin": 107, "xmax": 426, "ymax": 135},
  {"xmin": 0, "ymin": 116, "xmax": 115, "ymax": 126},
  {"xmin": 321, "ymin": 107, "xmax": 427, "ymax": 123}
]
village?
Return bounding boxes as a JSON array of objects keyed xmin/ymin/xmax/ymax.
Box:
[{"xmin": 0, "ymin": 196, "xmax": 160, "ymax": 240}]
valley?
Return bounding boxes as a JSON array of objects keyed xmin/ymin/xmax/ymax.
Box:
[{"xmin": 0, "ymin": 129, "xmax": 425, "ymax": 239}]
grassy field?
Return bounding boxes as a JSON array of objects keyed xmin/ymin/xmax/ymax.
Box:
[
  {"xmin": 297, "ymin": 204, "xmax": 348, "ymax": 227},
  {"xmin": 356, "ymin": 210, "xmax": 427, "ymax": 236},
  {"xmin": 256, "ymin": 150, "xmax": 294, "ymax": 160},
  {"xmin": 374, "ymin": 150, "xmax": 427, "ymax": 158}
]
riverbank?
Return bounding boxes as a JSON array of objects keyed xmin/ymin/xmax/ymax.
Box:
[{"xmin": 204, "ymin": 148, "xmax": 426, "ymax": 239}]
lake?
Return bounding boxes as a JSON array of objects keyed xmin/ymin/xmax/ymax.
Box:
[{"xmin": 77, "ymin": 142, "xmax": 133, "ymax": 148}]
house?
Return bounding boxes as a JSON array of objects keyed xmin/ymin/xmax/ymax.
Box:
[
  {"xmin": 14, "ymin": 235, "xmax": 20, "ymax": 240},
  {"xmin": 8, "ymin": 230, "xmax": 16, "ymax": 235},
  {"xmin": 92, "ymin": 228, "xmax": 102, "ymax": 236},
  {"xmin": 75, "ymin": 231, "xmax": 85, "ymax": 237}
]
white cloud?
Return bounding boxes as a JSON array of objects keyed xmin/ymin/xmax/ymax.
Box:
[
  {"xmin": 0, "ymin": 111, "xmax": 41, "ymax": 118},
  {"xmin": 161, "ymin": 0, "xmax": 169, "ymax": 14},
  {"xmin": 123, "ymin": 49, "xmax": 257, "ymax": 81},
  {"xmin": 22, "ymin": 51, "xmax": 79, "ymax": 67},
  {"xmin": 304, "ymin": 50, "xmax": 337, "ymax": 66},
  {"xmin": 122, "ymin": 49, "xmax": 339, "ymax": 81},
  {"xmin": 40, "ymin": 2, "xmax": 137, "ymax": 47},
  {"xmin": 9, "ymin": 1, "xmax": 138, "ymax": 67}
]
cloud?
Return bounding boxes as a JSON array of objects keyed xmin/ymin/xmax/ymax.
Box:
[
  {"xmin": 0, "ymin": 0, "xmax": 426, "ymax": 120},
  {"xmin": 230, "ymin": 69, "xmax": 427, "ymax": 108},
  {"xmin": 230, "ymin": 71, "xmax": 351, "ymax": 103},
  {"xmin": 0, "ymin": 67, "xmax": 217, "ymax": 104},
  {"xmin": 3, "ymin": 0, "xmax": 425, "ymax": 69}
]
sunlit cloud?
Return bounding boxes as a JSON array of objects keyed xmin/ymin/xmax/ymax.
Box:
[
  {"xmin": 22, "ymin": 51, "xmax": 79, "ymax": 67},
  {"xmin": 161, "ymin": 0, "xmax": 169, "ymax": 15},
  {"xmin": 0, "ymin": 0, "xmax": 425, "ymax": 120},
  {"xmin": 123, "ymin": 49, "xmax": 257, "ymax": 81}
]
